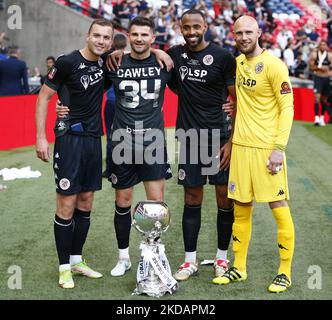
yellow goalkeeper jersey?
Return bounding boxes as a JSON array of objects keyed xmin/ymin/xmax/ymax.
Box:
[{"xmin": 233, "ymin": 50, "xmax": 294, "ymax": 150}]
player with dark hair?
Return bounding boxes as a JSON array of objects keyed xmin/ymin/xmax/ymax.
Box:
[
  {"xmin": 167, "ymin": 9, "xmax": 236, "ymax": 282},
  {"xmin": 215, "ymin": 16, "xmax": 295, "ymax": 293},
  {"xmin": 35, "ymin": 19, "xmax": 113, "ymax": 289},
  {"xmin": 41, "ymin": 56, "xmax": 56, "ymax": 85},
  {"xmin": 107, "ymin": 16, "xmax": 174, "ymax": 276},
  {"xmin": 46, "ymin": 56, "xmax": 56, "ymax": 70}
]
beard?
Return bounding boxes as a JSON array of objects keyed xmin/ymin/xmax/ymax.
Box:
[
  {"xmin": 238, "ymin": 41, "xmax": 257, "ymax": 55},
  {"xmin": 184, "ymin": 34, "xmax": 203, "ymax": 49}
]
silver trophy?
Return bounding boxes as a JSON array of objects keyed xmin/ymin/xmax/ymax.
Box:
[{"xmin": 132, "ymin": 200, "xmax": 178, "ymax": 298}]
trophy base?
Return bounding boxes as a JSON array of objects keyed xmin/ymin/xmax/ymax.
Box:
[{"xmin": 133, "ymin": 281, "xmax": 171, "ymax": 298}]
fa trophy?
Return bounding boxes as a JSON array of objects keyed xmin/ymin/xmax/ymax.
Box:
[{"xmin": 132, "ymin": 201, "xmax": 178, "ymax": 298}]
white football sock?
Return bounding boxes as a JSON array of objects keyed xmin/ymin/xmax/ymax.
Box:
[
  {"xmin": 185, "ymin": 251, "xmax": 197, "ymax": 263},
  {"xmin": 216, "ymin": 249, "xmax": 227, "ymax": 261},
  {"xmin": 59, "ymin": 264, "xmax": 71, "ymax": 272},
  {"xmin": 119, "ymin": 248, "xmax": 130, "ymax": 260},
  {"xmin": 70, "ymin": 255, "xmax": 82, "ymax": 265}
]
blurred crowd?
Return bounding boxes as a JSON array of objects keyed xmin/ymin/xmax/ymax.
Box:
[
  {"xmin": 61, "ymin": 0, "xmax": 332, "ymax": 79},
  {"xmin": 0, "ymin": 31, "xmax": 56, "ymax": 95}
]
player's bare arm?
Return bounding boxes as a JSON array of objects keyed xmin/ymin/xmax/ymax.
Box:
[
  {"xmin": 106, "ymin": 49, "xmax": 125, "ymax": 70},
  {"xmin": 222, "ymin": 85, "xmax": 237, "ymax": 116},
  {"xmin": 222, "ymin": 100, "xmax": 235, "ymax": 116},
  {"xmin": 35, "ymin": 84, "xmax": 57, "ymax": 162},
  {"xmin": 107, "ymin": 48, "xmax": 174, "ymax": 72}
]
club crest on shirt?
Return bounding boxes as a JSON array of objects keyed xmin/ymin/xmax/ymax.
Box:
[
  {"xmin": 48, "ymin": 67, "xmax": 57, "ymax": 80},
  {"xmin": 179, "ymin": 66, "xmax": 188, "ymax": 81},
  {"xmin": 280, "ymin": 81, "xmax": 291, "ymax": 94},
  {"xmin": 203, "ymin": 54, "xmax": 214, "ymax": 66},
  {"xmin": 80, "ymin": 75, "xmax": 90, "ymax": 90},
  {"xmin": 181, "ymin": 52, "xmax": 188, "ymax": 59},
  {"xmin": 255, "ymin": 62, "xmax": 264, "ymax": 74},
  {"xmin": 98, "ymin": 58, "xmax": 103, "ymax": 67}
]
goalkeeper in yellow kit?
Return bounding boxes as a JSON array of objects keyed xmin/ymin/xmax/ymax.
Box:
[{"xmin": 213, "ymin": 16, "xmax": 295, "ymax": 293}]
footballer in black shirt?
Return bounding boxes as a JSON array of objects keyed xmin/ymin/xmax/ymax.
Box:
[
  {"xmin": 168, "ymin": 42, "xmax": 235, "ymax": 143},
  {"xmin": 46, "ymin": 50, "xmax": 108, "ymax": 137},
  {"xmin": 155, "ymin": 9, "xmax": 237, "ymax": 282},
  {"xmin": 105, "ymin": 17, "xmax": 175, "ymax": 278},
  {"xmin": 35, "ymin": 19, "xmax": 113, "ymax": 289},
  {"xmin": 109, "ymin": 53, "xmax": 172, "ymax": 149}
]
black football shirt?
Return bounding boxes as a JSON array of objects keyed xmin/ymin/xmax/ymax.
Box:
[
  {"xmin": 45, "ymin": 50, "xmax": 110, "ymax": 137},
  {"xmin": 168, "ymin": 43, "xmax": 236, "ymax": 145},
  {"xmin": 106, "ymin": 53, "xmax": 173, "ymax": 147}
]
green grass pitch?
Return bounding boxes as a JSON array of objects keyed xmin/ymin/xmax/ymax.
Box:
[{"xmin": 0, "ymin": 121, "xmax": 331, "ymax": 300}]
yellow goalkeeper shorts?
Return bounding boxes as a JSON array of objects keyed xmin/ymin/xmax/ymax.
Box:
[{"xmin": 228, "ymin": 144, "xmax": 289, "ymax": 203}]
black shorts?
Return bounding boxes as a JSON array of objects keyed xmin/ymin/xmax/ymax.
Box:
[
  {"xmin": 109, "ymin": 147, "xmax": 172, "ymax": 189},
  {"xmin": 177, "ymin": 143, "xmax": 229, "ymax": 187},
  {"xmin": 313, "ymin": 75, "xmax": 330, "ymax": 96},
  {"xmin": 53, "ymin": 134, "xmax": 102, "ymax": 195}
]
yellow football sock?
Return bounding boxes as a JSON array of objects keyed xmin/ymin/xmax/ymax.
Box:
[
  {"xmin": 232, "ymin": 204, "xmax": 253, "ymax": 272},
  {"xmin": 272, "ymin": 206, "xmax": 295, "ymax": 279}
]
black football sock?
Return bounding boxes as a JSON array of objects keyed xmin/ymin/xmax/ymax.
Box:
[
  {"xmin": 54, "ymin": 215, "xmax": 73, "ymax": 265},
  {"xmin": 71, "ymin": 208, "xmax": 91, "ymax": 256},
  {"xmin": 114, "ymin": 204, "xmax": 132, "ymax": 249},
  {"xmin": 217, "ymin": 206, "xmax": 234, "ymax": 251},
  {"xmin": 182, "ymin": 205, "xmax": 201, "ymax": 252}
]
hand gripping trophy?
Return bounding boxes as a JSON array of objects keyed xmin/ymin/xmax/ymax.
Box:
[{"xmin": 132, "ymin": 201, "xmax": 178, "ymax": 298}]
